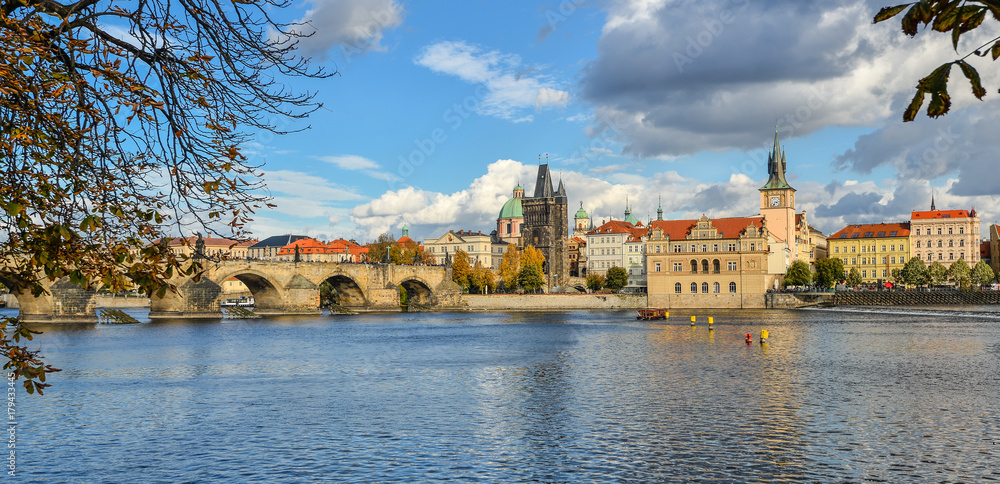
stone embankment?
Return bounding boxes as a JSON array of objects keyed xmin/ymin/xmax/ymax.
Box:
[
  {"xmin": 766, "ymin": 290, "xmax": 1000, "ymax": 308},
  {"xmin": 460, "ymin": 294, "xmax": 647, "ymax": 311}
]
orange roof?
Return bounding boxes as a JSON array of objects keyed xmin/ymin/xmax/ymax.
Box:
[
  {"xmin": 828, "ymin": 222, "xmax": 910, "ymax": 240},
  {"xmin": 649, "ymin": 216, "xmax": 765, "ymax": 240},
  {"xmin": 587, "ymin": 220, "xmax": 636, "ymax": 235},
  {"xmin": 911, "ymin": 209, "xmax": 971, "ymax": 220}
]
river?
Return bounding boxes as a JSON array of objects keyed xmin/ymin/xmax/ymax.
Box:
[{"xmin": 8, "ymin": 307, "xmax": 1000, "ymax": 482}]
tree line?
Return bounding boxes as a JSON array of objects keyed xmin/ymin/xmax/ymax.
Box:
[{"xmin": 785, "ymin": 258, "xmax": 998, "ymax": 290}]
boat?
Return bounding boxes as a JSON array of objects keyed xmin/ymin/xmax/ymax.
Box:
[
  {"xmin": 221, "ymin": 297, "xmax": 255, "ymax": 308},
  {"xmin": 636, "ymin": 308, "xmax": 668, "ymax": 320}
]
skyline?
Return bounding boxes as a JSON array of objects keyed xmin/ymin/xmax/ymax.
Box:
[{"xmin": 240, "ymin": 0, "xmax": 1000, "ymax": 243}]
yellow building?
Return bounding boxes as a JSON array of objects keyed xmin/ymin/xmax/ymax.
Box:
[
  {"xmin": 827, "ymin": 222, "xmax": 910, "ymax": 283},
  {"xmin": 644, "ymin": 131, "xmax": 807, "ymax": 308}
]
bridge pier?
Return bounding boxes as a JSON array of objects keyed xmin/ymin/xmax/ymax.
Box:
[{"xmin": 12, "ymin": 278, "xmax": 100, "ymax": 324}]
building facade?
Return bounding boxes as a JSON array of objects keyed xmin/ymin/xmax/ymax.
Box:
[
  {"xmin": 521, "ymin": 164, "xmax": 569, "ymax": 284},
  {"xmin": 496, "ymin": 184, "xmax": 524, "ymax": 243},
  {"xmin": 644, "ymin": 131, "xmax": 806, "ymax": 308},
  {"xmin": 248, "ymin": 234, "xmax": 310, "ymax": 259},
  {"xmin": 909, "ymin": 206, "xmax": 981, "ymax": 266},
  {"xmin": 585, "ymin": 220, "xmax": 635, "ymax": 276},
  {"xmin": 424, "ymin": 230, "xmax": 496, "ymax": 268},
  {"xmin": 827, "ymin": 223, "xmax": 911, "ymax": 283}
]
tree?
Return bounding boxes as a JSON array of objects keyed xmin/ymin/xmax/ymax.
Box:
[
  {"xmin": 605, "ymin": 267, "xmax": 628, "ymax": 292},
  {"xmin": 813, "ymin": 258, "xmax": 845, "ymax": 289},
  {"xmin": 451, "ymin": 250, "xmax": 471, "ymax": 291},
  {"xmin": 899, "ymin": 257, "xmax": 930, "ymax": 287},
  {"xmin": 468, "ymin": 262, "xmax": 496, "ymax": 294},
  {"xmin": 586, "ymin": 273, "xmax": 605, "ymax": 292},
  {"xmin": 972, "ymin": 260, "xmax": 996, "ymax": 286},
  {"xmin": 518, "ymin": 263, "xmax": 544, "ymax": 293},
  {"xmin": 522, "ymin": 245, "xmax": 546, "ymax": 275},
  {"xmin": 928, "ymin": 261, "xmax": 949, "ymax": 285},
  {"xmin": 499, "ymin": 244, "xmax": 521, "ymax": 291},
  {"xmin": 874, "ymin": 2, "xmax": 997, "ymax": 121},
  {"xmin": 1, "ymin": 0, "xmax": 329, "ymax": 394},
  {"xmin": 783, "ymin": 260, "xmax": 813, "ymax": 287},
  {"xmin": 847, "ymin": 267, "xmax": 863, "ymax": 287},
  {"xmin": 367, "ymin": 233, "xmax": 395, "ymax": 263},
  {"xmin": 414, "ymin": 247, "xmax": 436, "ymax": 265},
  {"xmin": 949, "ymin": 258, "xmax": 972, "ymax": 289}
]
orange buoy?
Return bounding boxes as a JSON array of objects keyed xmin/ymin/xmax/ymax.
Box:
[{"xmin": 745, "ymin": 333, "xmax": 752, "ymax": 345}]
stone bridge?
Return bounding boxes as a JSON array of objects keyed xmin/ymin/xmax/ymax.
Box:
[{"xmin": 4, "ymin": 261, "xmax": 462, "ymax": 323}]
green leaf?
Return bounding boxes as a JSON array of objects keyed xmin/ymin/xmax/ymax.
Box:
[
  {"xmin": 992, "ymin": 40, "xmax": 1000, "ymax": 60},
  {"xmin": 904, "ymin": 88, "xmax": 925, "ymax": 122},
  {"xmin": 927, "ymin": 91, "xmax": 951, "ymax": 117},
  {"xmin": 874, "ymin": 4, "xmax": 909, "ymax": 23},
  {"xmin": 956, "ymin": 60, "xmax": 987, "ymax": 99},
  {"xmin": 901, "ymin": 5, "xmax": 921, "ymax": 35},
  {"xmin": 918, "ymin": 63, "xmax": 953, "ymax": 91},
  {"xmin": 932, "ymin": 1, "xmax": 962, "ymax": 32}
]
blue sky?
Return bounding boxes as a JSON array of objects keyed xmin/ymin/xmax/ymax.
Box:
[{"xmin": 243, "ymin": 0, "xmax": 1000, "ymax": 242}]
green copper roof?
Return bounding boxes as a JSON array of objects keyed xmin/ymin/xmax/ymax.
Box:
[
  {"xmin": 575, "ymin": 206, "xmax": 589, "ymax": 219},
  {"xmin": 498, "ymin": 196, "xmax": 523, "ymax": 219},
  {"xmin": 624, "ymin": 211, "xmax": 640, "ymax": 225},
  {"xmin": 761, "ymin": 130, "xmax": 793, "ymax": 190}
]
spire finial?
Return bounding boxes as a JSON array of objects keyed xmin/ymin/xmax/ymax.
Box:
[{"xmin": 930, "ymin": 189, "xmax": 937, "ymax": 211}]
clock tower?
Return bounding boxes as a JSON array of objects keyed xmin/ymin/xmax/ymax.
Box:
[{"xmin": 759, "ymin": 130, "xmax": 797, "ymax": 263}]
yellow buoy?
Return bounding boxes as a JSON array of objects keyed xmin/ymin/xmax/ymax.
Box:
[
  {"xmin": 708, "ymin": 317, "xmax": 714, "ymax": 325},
  {"xmin": 690, "ymin": 315, "xmax": 696, "ymax": 326},
  {"xmin": 761, "ymin": 329, "xmax": 769, "ymax": 344}
]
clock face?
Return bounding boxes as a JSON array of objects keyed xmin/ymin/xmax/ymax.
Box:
[{"xmin": 769, "ymin": 196, "xmax": 781, "ymax": 207}]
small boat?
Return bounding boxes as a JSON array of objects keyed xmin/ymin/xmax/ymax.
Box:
[{"xmin": 636, "ymin": 308, "xmax": 668, "ymax": 320}]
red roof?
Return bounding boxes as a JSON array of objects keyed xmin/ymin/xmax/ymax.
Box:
[
  {"xmin": 587, "ymin": 220, "xmax": 636, "ymax": 235},
  {"xmin": 649, "ymin": 216, "xmax": 765, "ymax": 240},
  {"xmin": 827, "ymin": 222, "xmax": 911, "ymax": 240},
  {"xmin": 911, "ymin": 209, "xmax": 971, "ymax": 220}
]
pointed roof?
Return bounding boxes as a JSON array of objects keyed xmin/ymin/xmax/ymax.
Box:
[
  {"xmin": 531, "ymin": 164, "xmax": 554, "ymax": 198},
  {"xmin": 761, "ymin": 130, "xmax": 793, "ymax": 190},
  {"xmin": 556, "ymin": 177, "xmax": 567, "ymax": 197},
  {"xmin": 930, "ymin": 192, "xmax": 937, "ymax": 211}
]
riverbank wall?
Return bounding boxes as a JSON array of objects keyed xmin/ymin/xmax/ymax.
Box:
[
  {"xmin": 3, "ymin": 294, "xmax": 151, "ymax": 310},
  {"xmin": 459, "ymin": 294, "xmax": 647, "ymax": 311},
  {"xmin": 766, "ymin": 290, "xmax": 1000, "ymax": 308}
]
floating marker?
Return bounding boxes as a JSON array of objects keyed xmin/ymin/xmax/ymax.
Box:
[
  {"xmin": 708, "ymin": 317, "xmax": 714, "ymax": 325},
  {"xmin": 690, "ymin": 315, "xmax": 696, "ymax": 326},
  {"xmin": 745, "ymin": 333, "xmax": 752, "ymax": 345},
  {"xmin": 761, "ymin": 329, "xmax": 769, "ymax": 344}
]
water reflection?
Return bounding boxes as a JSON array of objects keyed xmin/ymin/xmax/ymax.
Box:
[{"xmin": 12, "ymin": 307, "xmax": 1000, "ymax": 481}]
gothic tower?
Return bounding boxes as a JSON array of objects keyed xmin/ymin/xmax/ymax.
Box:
[
  {"xmin": 759, "ymin": 130, "xmax": 797, "ymax": 263},
  {"xmin": 521, "ymin": 163, "xmax": 569, "ymax": 285}
]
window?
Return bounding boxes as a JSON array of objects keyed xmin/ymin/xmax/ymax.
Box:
[
  {"xmin": 864, "ymin": 232, "xmax": 874, "ymax": 237},
  {"xmin": 691, "ymin": 260, "xmax": 698, "ymax": 272},
  {"xmin": 673, "ymin": 262, "xmax": 682, "ymax": 272},
  {"xmin": 713, "ymin": 260, "xmax": 721, "ymax": 273},
  {"xmin": 835, "ymin": 246, "xmax": 840, "ymax": 253},
  {"xmin": 938, "ymin": 253, "xmax": 943, "ymax": 260},
  {"xmin": 959, "ymin": 227, "xmax": 964, "ymax": 234},
  {"xmin": 881, "ymin": 245, "xmax": 886, "ymax": 251},
  {"xmin": 674, "ymin": 245, "xmax": 681, "ymax": 252},
  {"xmin": 949, "ymin": 253, "xmax": 954, "ymax": 260},
  {"xmin": 840, "ymin": 233, "xmax": 848, "ymax": 239},
  {"xmin": 959, "ymin": 240, "xmax": 964, "ymax": 247},
  {"xmin": 691, "ymin": 282, "xmax": 697, "ymax": 293},
  {"xmin": 750, "ymin": 243, "xmax": 755, "ymax": 251},
  {"xmin": 655, "ymin": 262, "xmax": 661, "ymax": 272},
  {"xmin": 851, "ymin": 258, "xmax": 856, "ymax": 265},
  {"xmin": 702, "ymin": 260, "xmax": 709, "ymax": 273},
  {"xmin": 916, "ymin": 241, "xmax": 921, "ymax": 248},
  {"xmin": 655, "ymin": 245, "xmax": 661, "ymax": 253},
  {"xmin": 889, "ymin": 231, "xmax": 898, "ymax": 236},
  {"xmin": 938, "ymin": 228, "xmax": 942, "ymax": 235},
  {"xmin": 916, "ymin": 229, "xmax": 921, "ymax": 235},
  {"xmin": 862, "ymin": 270, "xmax": 867, "ymax": 278},
  {"xmin": 713, "ymin": 244, "xmax": 719, "ymax": 252},
  {"xmin": 928, "ymin": 253, "xmax": 933, "ymax": 261},
  {"xmin": 728, "ymin": 243, "xmax": 737, "ymax": 251},
  {"xmin": 882, "ymin": 257, "xmax": 887, "ymax": 264},
  {"xmin": 877, "ymin": 232, "xmax": 885, "ymax": 237},
  {"xmin": 960, "ymin": 252, "xmax": 965, "ymax": 259},
  {"xmin": 729, "ymin": 282, "xmax": 737, "ymax": 293},
  {"xmin": 882, "ymin": 270, "xmax": 887, "ymax": 277},
  {"xmin": 702, "ymin": 282, "xmax": 709, "ymax": 293},
  {"xmin": 675, "ymin": 283, "xmax": 682, "ymax": 294},
  {"xmin": 728, "ymin": 261, "xmax": 737, "ymax": 271},
  {"xmin": 852, "ymin": 233, "xmax": 860, "ymax": 238},
  {"xmin": 713, "ymin": 282, "xmax": 720, "ymax": 293},
  {"xmin": 702, "ymin": 244, "xmax": 707, "ymax": 252},
  {"xmin": 861, "ymin": 257, "xmax": 867, "ymax": 265},
  {"xmin": 948, "ymin": 228, "xmax": 953, "ymax": 234},
  {"xmin": 891, "ymin": 244, "xmax": 896, "ymax": 251},
  {"xmin": 851, "ymin": 246, "xmax": 856, "ymax": 253},
  {"xmin": 891, "ymin": 257, "xmax": 896, "ymax": 264}
]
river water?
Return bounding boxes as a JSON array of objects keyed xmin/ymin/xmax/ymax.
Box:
[{"xmin": 9, "ymin": 307, "xmax": 1000, "ymax": 482}]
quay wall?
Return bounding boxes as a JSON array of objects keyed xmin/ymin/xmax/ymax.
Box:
[
  {"xmin": 460, "ymin": 294, "xmax": 647, "ymax": 310},
  {"xmin": 766, "ymin": 291, "xmax": 1000, "ymax": 308},
  {"xmin": 3, "ymin": 294, "xmax": 151, "ymax": 310}
]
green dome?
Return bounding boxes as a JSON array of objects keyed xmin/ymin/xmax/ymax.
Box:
[
  {"xmin": 575, "ymin": 206, "xmax": 589, "ymax": 219},
  {"xmin": 498, "ymin": 196, "xmax": 523, "ymax": 219}
]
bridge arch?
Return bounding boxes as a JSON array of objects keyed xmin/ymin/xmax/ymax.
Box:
[
  {"xmin": 321, "ymin": 273, "xmax": 368, "ymax": 309},
  {"xmin": 397, "ymin": 277, "xmax": 435, "ymax": 307},
  {"xmin": 212, "ymin": 269, "xmax": 285, "ymax": 312}
]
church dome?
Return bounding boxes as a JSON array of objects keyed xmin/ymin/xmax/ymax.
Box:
[
  {"xmin": 498, "ymin": 197, "xmax": 523, "ymax": 220},
  {"xmin": 575, "ymin": 205, "xmax": 589, "ymax": 219}
]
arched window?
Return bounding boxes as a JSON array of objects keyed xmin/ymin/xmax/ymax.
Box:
[
  {"xmin": 713, "ymin": 282, "xmax": 720, "ymax": 293},
  {"xmin": 938, "ymin": 240, "xmax": 942, "ymax": 247},
  {"xmin": 702, "ymin": 282, "xmax": 709, "ymax": 293},
  {"xmin": 713, "ymin": 260, "xmax": 720, "ymax": 273},
  {"xmin": 949, "ymin": 240, "xmax": 954, "ymax": 247},
  {"xmin": 690, "ymin": 282, "xmax": 697, "ymax": 293},
  {"xmin": 729, "ymin": 282, "xmax": 737, "ymax": 293},
  {"xmin": 690, "ymin": 260, "xmax": 698, "ymax": 272},
  {"xmin": 701, "ymin": 260, "xmax": 709, "ymax": 273},
  {"xmin": 675, "ymin": 283, "xmax": 682, "ymax": 294}
]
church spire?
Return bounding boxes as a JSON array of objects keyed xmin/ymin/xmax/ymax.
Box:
[
  {"xmin": 657, "ymin": 194, "xmax": 663, "ymax": 221},
  {"xmin": 760, "ymin": 129, "xmax": 792, "ymax": 190},
  {"xmin": 930, "ymin": 191, "xmax": 937, "ymax": 211}
]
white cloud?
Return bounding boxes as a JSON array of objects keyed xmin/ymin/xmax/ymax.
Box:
[
  {"xmin": 318, "ymin": 154, "xmax": 379, "ymax": 171},
  {"xmin": 414, "ymin": 40, "xmax": 570, "ymax": 121},
  {"xmin": 289, "ymin": 0, "xmax": 403, "ymax": 60}
]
